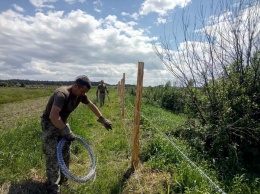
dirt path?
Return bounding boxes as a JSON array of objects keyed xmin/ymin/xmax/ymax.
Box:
[{"xmin": 0, "ymin": 96, "xmax": 49, "ymax": 131}]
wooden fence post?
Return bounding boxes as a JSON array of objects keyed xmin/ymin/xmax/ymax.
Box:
[
  {"xmin": 132, "ymin": 62, "xmax": 144, "ymax": 169},
  {"xmin": 121, "ymin": 73, "xmax": 125, "ymax": 118},
  {"xmin": 117, "ymin": 81, "xmax": 120, "ymax": 95}
]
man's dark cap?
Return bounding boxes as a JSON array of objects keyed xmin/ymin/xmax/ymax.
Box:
[{"xmin": 74, "ymin": 75, "xmax": 92, "ymax": 89}]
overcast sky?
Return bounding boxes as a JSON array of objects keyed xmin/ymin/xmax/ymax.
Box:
[{"xmin": 0, "ymin": 0, "xmax": 257, "ymax": 86}]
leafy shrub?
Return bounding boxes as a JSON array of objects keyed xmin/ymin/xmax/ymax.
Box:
[{"xmin": 143, "ymin": 84, "xmax": 187, "ymax": 113}]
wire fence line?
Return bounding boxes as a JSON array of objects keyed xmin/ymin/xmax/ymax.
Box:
[{"xmin": 124, "ymin": 98, "xmax": 227, "ymax": 194}]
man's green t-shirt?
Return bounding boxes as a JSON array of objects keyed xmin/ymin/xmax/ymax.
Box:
[
  {"xmin": 97, "ymin": 84, "xmax": 107, "ymax": 94},
  {"xmin": 42, "ymin": 86, "xmax": 89, "ymax": 123}
]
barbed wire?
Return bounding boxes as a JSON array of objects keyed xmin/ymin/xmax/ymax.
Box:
[{"xmin": 124, "ymin": 98, "xmax": 227, "ymax": 194}]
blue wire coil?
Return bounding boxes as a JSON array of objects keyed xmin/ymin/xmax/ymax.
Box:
[{"xmin": 57, "ymin": 136, "xmax": 96, "ymax": 183}]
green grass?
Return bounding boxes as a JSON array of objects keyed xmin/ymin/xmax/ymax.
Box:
[
  {"xmin": 0, "ymin": 87, "xmax": 131, "ymax": 194},
  {"xmin": 0, "ymin": 87, "xmax": 259, "ymax": 194},
  {"xmin": 0, "ymin": 87, "xmax": 54, "ymax": 104}
]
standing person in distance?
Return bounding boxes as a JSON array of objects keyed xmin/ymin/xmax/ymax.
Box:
[
  {"xmin": 41, "ymin": 75, "xmax": 112, "ymax": 194},
  {"xmin": 96, "ymin": 80, "xmax": 109, "ymax": 107}
]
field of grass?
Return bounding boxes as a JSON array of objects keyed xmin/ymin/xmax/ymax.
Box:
[
  {"xmin": 0, "ymin": 87, "xmax": 259, "ymax": 194},
  {"xmin": 0, "ymin": 87, "xmax": 133, "ymax": 194},
  {"xmin": 0, "ymin": 87, "xmax": 54, "ymax": 104}
]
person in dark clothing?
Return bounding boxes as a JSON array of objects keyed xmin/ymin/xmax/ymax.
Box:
[
  {"xmin": 96, "ymin": 80, "xmax": 109, "ymax": 107},
  {"xmin": 41, "ymin": 75, "xmax": 112, "ymax": 194}
]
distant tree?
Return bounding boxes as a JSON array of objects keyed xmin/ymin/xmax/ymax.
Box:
[
  {"xmin": 0, "ymin": 82, "xmax": 8, "ymax": 87},
  {"xmin": 164, "ymin": 80, "xmax": 171, "ymax": 89},
  {"xmin": 20, "ymin": 82, "xmax": 26, "ymax": 87}
]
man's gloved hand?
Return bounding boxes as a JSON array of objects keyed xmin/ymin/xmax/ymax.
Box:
[
  {"xmin": 61, "ymin": 124, "xmax": 76, "ymax": 141},
  {"xmin": 97, "ymin": 116, "xmax": 112, "ymax": 130}
]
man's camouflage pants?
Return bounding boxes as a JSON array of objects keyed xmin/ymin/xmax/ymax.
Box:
[
  {"xmin": 99, "ymin": 93, "xmax": 105, "ymax": 107},
  {"xmin": 41, "ymin": 118, "xmax": 70, "ymax": 193}
]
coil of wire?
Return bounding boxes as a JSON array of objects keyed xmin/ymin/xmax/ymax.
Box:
[{"xmin": 57, "ymin": 136, "xmax": 96, "ymax": 183}]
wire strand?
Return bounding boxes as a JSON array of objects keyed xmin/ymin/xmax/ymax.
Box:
[{"xmin": 126, "ymin": 98, "xmax": 226, "ymax": 194}]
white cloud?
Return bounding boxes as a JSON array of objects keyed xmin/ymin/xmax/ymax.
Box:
[
  {"xmin": 139, "ymin": 0, "xmax": 191, "ymax": 16},
  {"xmin": 29, "ymin": 0, "xmax": 57, "ymax": 9},
  {"xmin": 64, "ymin": 0, "xmax": 77, "ymax": 4},
  {"xmin": 12, "ymin": 4, "xmax": 25, "ymax": 12},
  {"xmin": 121, "ymin": 12, "xmax": 129, "ymax": 16},
  {"xmin": 130, "ymin": 12, "xmax": 139, "ymax": 20},
  {"xmin": 0, "ymin": 9, "xmax": 164, "ymax": 86},
  {"xmin": 156, "ymin": 17, "xmax": 167, "ymax": 24},
  {"xmin": 93, "ymin": 0, "xmax": 102, "ymax": 6},
  {"xmin": 94, "ymin": 8, "xmax": 101, "ymax": 13},
  {"xmin": 121, "ymin": 12, "xmax": 139, "ymax": 20},
  {"xmin": 93, "ymin": 0, "xmax": 103, "ymax": 13}
]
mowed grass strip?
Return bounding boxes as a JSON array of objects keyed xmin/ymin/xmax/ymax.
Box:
[
  {"xmin": 0, "ymin": 87, "xmax": 55, "ymax": 104},
  {"xmin": 0, "ymin": 87, "xmax": 52, "ymax": 132}
]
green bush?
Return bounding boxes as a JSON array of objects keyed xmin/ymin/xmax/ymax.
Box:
[{"xmin": 143, "ymin": 84, "xmax": 187, "ymax": 113}]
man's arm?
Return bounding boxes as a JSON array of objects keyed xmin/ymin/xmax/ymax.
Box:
[
  {"xmin": 96, "ymin": 85, "xmax": 100, "ymax": 95},
  {"xmin": 87, "ymin": 100, "xmax": 112, "ymax": 130},
  {"xmin": 49, "ymin": 105, "xmax": 75, "ymax": 140},
  {"xmin": 105, "ymin": 85, "xmax": 109, "ymax": 94},
  {"xmin": 49, "ymin": 105, "xmax": 66, "ymax": 130},
  {"xmin": 87, "ymin": 100, "xmax": 102, "ymax": 117}
]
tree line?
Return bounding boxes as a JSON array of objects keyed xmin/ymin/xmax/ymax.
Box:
[{"xmin": 0, "ymin": 79, "xmax": 105, "ymax": 87}]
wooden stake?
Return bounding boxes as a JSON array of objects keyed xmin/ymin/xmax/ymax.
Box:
[
  {"xmin": 132, "ymin": 62, "xmax": 144, "ymax": 169},
  {"xmin": 122, "ymin": 73, "xmax": 125, "ymax": 118}
]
